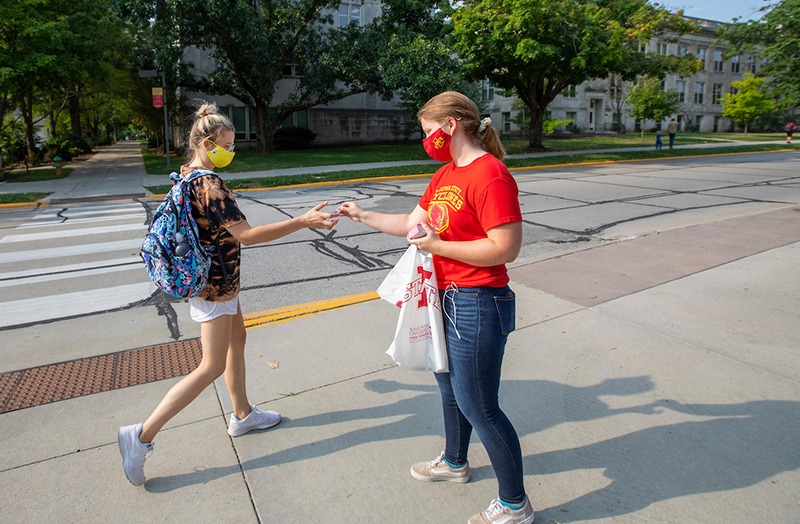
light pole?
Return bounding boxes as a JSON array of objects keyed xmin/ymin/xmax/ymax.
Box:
[{"xmin": 138, "ymin": 69, "xmax": 170, "ymax": 170}]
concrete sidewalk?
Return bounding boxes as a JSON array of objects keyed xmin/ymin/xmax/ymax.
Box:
[
  {"xmin": 1, "ymin": 205, "xmax": 798, "ymax": 523},
  {"xmin": 0, "ymin": 141, "xmax": 149, "ymax": 203}
]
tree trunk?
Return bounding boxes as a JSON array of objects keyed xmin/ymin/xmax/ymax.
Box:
[
  {"xmin": 69, "ymin": 89, "xmax": 81, "ymax": 137},
  {"xmin": 527, "ymin": 106, "xmax": 546, "ymax": 151},
  {"xmin": 18, "ymin": 92, "xmax": 37, "ymax": 163},
  {"xmin": 253, "ymin": 101, "xmax": 276, "ymax": 154}
]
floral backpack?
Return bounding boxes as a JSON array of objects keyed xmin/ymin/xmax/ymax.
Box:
[{"xmin": 141, "ymin": 169, "xmax": 214, "ymax": 298}]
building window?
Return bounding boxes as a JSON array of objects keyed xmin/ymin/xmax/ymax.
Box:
[
  {"xmin": 714, "ymin": 50, "xmax": 724, "ymax": 72},
  {"xmin": 749, "ymin": 56, "xmax": 757, "ymax": 73},
  {"xmin": 338, "ymin": 3, "xmax": 360, "ymax": 26},
  {"xmin": 730, "ymin": 86, "xmax": 739, "ymax": 96},
  {"xmin": 714, "ymin": 116, "xmax": 721, "ymax": 132},
  {"xmin": 731, "ymin": 55, "xmax": 740, "ymax": 73},
  {"xmin": 697, "ymin": 48, "xmax": 706, "ymax": 67},
  {"xmin": 694, "ymin": 82, "xmax": 704, "ymax": 104},
  {"xmin": 282, "ymin": 64, "xmax": 305, "ymax": 77},
  {"xmin": 657, "ymin": 43, "xmax": 668, "ymax": 55},
  {"xmin": 566, "ymin": 111, "xmax": 577, "ymax": 131},
  {"xmin": 676, "ymin": 80, "xmax": 686, "ymax": 102},
  {"xmin": 561, "ymin": 84, "xmax": 577, "ymax": 98},
  {"xmin": 678, "ymin": 45, "xmax": 688, "ymax": 57},
  {"xmin": 712, "ymin": 84, "xmax": 723, "ymax": 104},
  {"xmin": 502, "ymin": 112, "xmax": 511, "ymax": 132},
  {"xmin": 481, "ymin": 80, "xmax": 495, "ymax": 102},
  {"xmin": 230, "ymin": 106, "xmax": 247, "ymax": 140},
  {"xmin": 696, "ymin": 115, "xmax": 703, "ymax": 130}
]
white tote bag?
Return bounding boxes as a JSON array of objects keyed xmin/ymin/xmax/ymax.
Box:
[{"xmin": 377, "ymin": 245, "xmax": 448, "ymax": 372}]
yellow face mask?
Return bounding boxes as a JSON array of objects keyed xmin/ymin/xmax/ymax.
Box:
[{"xmin": 206, "ymin": 139, "xmax": 235, "ymax": 168}]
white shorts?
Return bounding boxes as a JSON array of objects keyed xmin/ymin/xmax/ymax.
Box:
[{"xmin": 188, "ymin": 296, "xmax": 239, "ymax": 323}]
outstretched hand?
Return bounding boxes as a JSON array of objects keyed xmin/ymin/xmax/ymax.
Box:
[
  {"xmin": 336, "ymin": 202, "xmax": 364, "ymax": 222},
  {"xmin": 301, "ymin": 201, "xmax": 339, "ymax": 230}
]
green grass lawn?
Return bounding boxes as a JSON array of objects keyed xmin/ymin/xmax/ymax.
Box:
[
  {"xmin": 145, "ymin": 142, "xmax": 797, "ymax": 195},
  {"xmin": 142, "ymin": 134, "xmax": 733, "ymax": 175},
  {"xmin": 688, "ymin": 132, "xmax": 787, "ymax": 142},
  {"xmin": 0, "ymin": 192, "xmax": 51, "ymax": 204},
  {"xmin": 3, "ymin": 167, "xmax": 74, "ymax": 183}
]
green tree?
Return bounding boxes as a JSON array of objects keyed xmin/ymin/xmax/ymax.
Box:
[
  {"xmin": 718, "ymin": 0, "xmax": 800, "ymax": 109},
  {"xmin": 120, "ymin": 0, "xmax": 403, "ymax": 154},
  {"xmin": 628, "ymin": 76, "xmax": 681, "ymax": 141},
  {"xmin": 721, "ymin": 73, "xmax": 775, "ymax": 134},
  {"xmin": 1, "ymin": 0, "xmax": 127, "ymax": 163},
  {"xmin": 608, "ymin": 74, "xmax": 631, "ymax": 134},
  {"xmin": 377, "ymin": 0, "xmax": 463, "ymax": 138},
  {"xmin": 451, "ymin": 0, "xmax": 699, "ymax": 150}
]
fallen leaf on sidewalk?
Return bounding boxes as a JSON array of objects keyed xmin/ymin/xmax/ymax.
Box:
[{"xmin": 267, "ymin": 361, "xmax": 280, "ymax": 369}]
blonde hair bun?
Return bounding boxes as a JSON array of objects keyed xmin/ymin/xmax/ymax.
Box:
[{"xmin": 195, "ymin": 102, "xmax": 219, "ymax": 119}]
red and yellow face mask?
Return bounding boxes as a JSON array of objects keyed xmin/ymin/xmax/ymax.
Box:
[{"xmin": 422, "ymin": 127, "xmax": 452, "ymax": 162}]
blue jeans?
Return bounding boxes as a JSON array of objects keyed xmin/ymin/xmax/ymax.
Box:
[{"xmin": 435, "ymin": 285, "xmax": 526, "ymax": 504}]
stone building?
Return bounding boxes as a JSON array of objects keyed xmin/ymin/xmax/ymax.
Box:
[
  {"xmin": 177, "ymin": 0, "xmax": 412, "ymax": 147},
  {"xmin": 179, "ymin": 13, "xmax": 756, "ymax": 147},
  {"xmin": 481, "ymin": 17, "xmax": 758, "ymax": 135}
]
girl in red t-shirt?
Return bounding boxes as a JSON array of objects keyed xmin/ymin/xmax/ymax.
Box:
[{"xmin": 338, "ymin": 91, "xmax": 532, "ymax": 524}]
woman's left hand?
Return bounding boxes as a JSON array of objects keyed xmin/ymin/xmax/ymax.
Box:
[
  {"xmin": 407, "ymin": 223, "xmax": 440, "ymax": 252},
  {"xmin": 301, "ymin": 201, "xmax": 340, "ymax": 230}
]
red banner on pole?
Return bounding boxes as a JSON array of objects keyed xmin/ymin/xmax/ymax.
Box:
[{"xmin": 152, "ymin": 87, "xmax": 163, "ymax": 109}]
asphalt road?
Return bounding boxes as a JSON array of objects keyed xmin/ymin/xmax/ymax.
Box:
[{"xmin": 1, "ymin": 150, "xmax": 798, "ymax": 374}]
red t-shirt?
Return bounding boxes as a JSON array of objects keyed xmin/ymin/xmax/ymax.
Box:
[{"xmin": 418, "ymin": 154, "xmax": 522, "ymax": 289}]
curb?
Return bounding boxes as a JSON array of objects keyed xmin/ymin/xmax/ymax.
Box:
[
  {"xmin": 147, "ymin": 147, "xmax": 798, "ymax": 199},
  {"xmin": 0, "ymin": 201, "xmax": 48, "ymax": 210}
]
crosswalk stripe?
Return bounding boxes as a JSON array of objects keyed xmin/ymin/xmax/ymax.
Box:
[
  {"xmin": 0, "ymin": 239, "xmax": 143, "ymax": 263},
  {"xmin": 0, "ymin": 282, "xmax": 156, "ymax": 328},
  {"xmin": 20, "ymin": 213, "xmax": 146, "ymax": 228},
  {"xmin": 36, "ymin": 203, "xmax": 144, "ymax": 214},
  {"xmin": 0, "ymin": 223, "xmax": 146, "ymax": 243},
  {"xmin": 0, "ymin": 256, "xmax": 141, "ymax": 280},
  {"xmin": 33, "ymin": 205, "xmax": 143, "ymax": 219},
  {"xmin": 0, "ymin": 263, "xmax": 142, "ymax": 288}
]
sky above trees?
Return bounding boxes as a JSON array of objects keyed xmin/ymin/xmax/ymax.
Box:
[{"xmin": 672, "ymin": 0, "xmax": 768, "ymax": 21}]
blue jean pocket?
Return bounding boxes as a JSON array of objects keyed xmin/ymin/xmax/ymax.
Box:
[{"xmin": 494, "ymin": 292, "xmax": 516, "ymax": 336}]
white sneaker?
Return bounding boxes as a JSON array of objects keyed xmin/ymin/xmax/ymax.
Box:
[
  {"xmin": 118, "ymin": 423, "xmax": 154, "ymax": 486},
  {"xmin": 228, "ymin": 405, "xmax": 281, "ymax": 437},
  {"xmin": 468, "ymin": 497, "xmax": 534, "ymax": 524},
  {"xmin": 410, "ymin": 450, "xmax": 470, "ymax": 482}
]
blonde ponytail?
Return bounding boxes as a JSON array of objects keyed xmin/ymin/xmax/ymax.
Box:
[
  {"xmin": 418, "ymin": 91, "xmax": 506, "ymax": 161},
  {"xmin": 481, "ymin": 125, "xmax": 506, "ymax": 161}
]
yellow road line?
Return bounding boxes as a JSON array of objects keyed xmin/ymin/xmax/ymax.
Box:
[
  {"xmin": 0, "ymin": 201, "xmax": 48, "ymax": 209},
  {"xmin": 243, "ymin": 290, "xmax": 380, "ymax": 330},
  {"xmin": 507, "ymin": 148, "xmax": 796, "ymax": 172}
]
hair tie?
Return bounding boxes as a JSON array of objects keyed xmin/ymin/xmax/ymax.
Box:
[{"xmin": 479, "ymin": 117, "xmax": 492, "ymax": 132}]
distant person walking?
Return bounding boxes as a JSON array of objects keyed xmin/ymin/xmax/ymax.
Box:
[
  {"xmin": 785, "ymin": 122, "xmax": 795, "ymax": 144},
  {"xmin": 339, "ymin": 91, "xmax": 532, "ymax": 524},
  {"xmin": 118, "ymin": 103, "xmax": 338, "ymax": 487},
  {"xmin": 655, "ymin": 130, "xmax": 663, "ymax": 149},
  {"xmin": 667, "ymin": 119, "xmax": 678, "ymax": 149}
]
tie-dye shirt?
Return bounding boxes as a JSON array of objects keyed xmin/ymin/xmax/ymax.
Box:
[{"xmin": 187, "ymin": 172, "xmax": 246, "ymax": 302}]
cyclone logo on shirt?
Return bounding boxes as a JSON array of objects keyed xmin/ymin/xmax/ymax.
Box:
[{"xmin": 428, "ymin": 202, "xmax": 449, "ymax": 234}]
